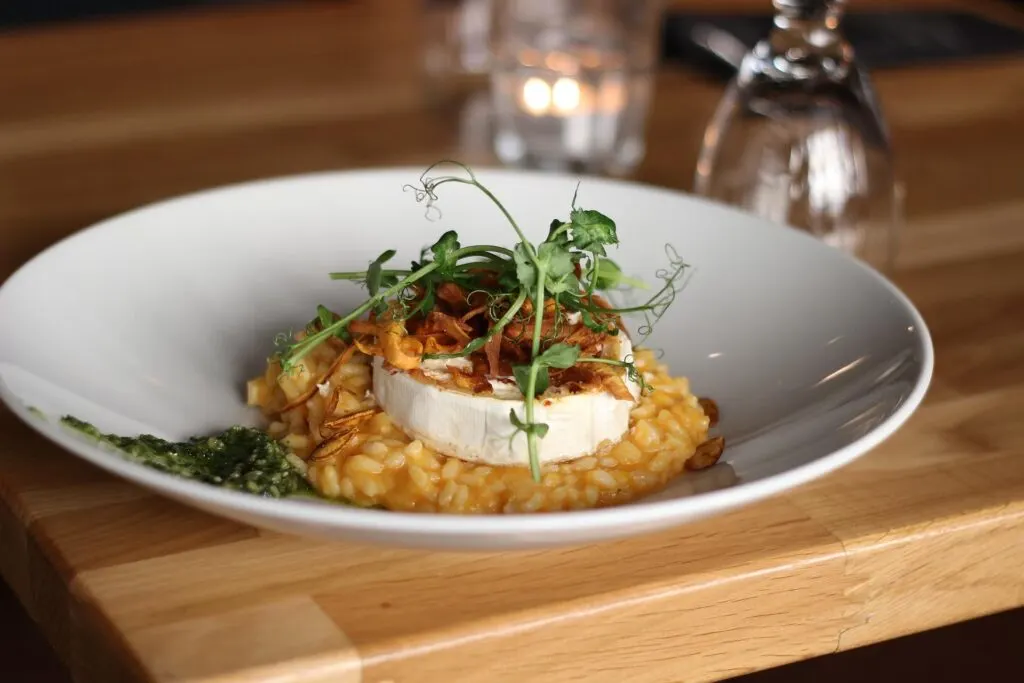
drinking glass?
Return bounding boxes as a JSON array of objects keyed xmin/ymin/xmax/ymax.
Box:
[
  {"xmin": 422, "ymin": 0, "xmax": 494, "ymax": 105},
  {"xmin": 489, "ymin": 0, "xmax": 663, "ymax": 175},
  {"xmin": 694, "ymin": 0, "xmax": 900, "ymax": 270}
]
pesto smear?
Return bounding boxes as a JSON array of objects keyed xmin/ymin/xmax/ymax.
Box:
[{"xmin": 61, "ymin": 416, "xmax": 313, "ymax": 498}]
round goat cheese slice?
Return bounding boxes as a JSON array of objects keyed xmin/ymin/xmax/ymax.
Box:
[{"xmin": 371, "ymin": 336, "xmax": 639, "ymax": 467}]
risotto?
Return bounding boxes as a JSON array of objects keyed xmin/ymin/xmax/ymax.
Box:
[{"xmin": 247, "ymin": 339, "xmax": 713, "ymax": 513}]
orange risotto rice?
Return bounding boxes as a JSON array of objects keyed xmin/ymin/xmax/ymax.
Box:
[{"xmin": 247, "ymin": 341, "xmax": 710, "ymax": 513}]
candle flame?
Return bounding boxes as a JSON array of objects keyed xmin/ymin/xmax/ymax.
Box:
[
  {"xmin": 552, "ymin": 77, "xmax": 581, "ymax": 114},
  {"xmin": 522, "ymin": 77, "xmax": 551, "ymax": 115}
]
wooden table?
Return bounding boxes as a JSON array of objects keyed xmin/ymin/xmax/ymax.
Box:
[{"xmin": 2, "ymin": 2, "xmax": 1023, "ymax": 682}]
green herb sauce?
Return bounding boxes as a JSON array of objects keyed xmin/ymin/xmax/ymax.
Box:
[{"xmin": 60, "ymin": 416, "xmax": 313, "ymax": 499}]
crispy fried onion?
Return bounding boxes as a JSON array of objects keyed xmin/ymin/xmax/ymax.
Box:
[
  {"xmin": 421, "ymin": 335, "xmax": 462, "ymax": 355},
  {"xmin": 484, "ymin": 327, "xmax": 502, "ymax": 377},
  {"xmin": 424, "ymin": 311, "xmax": 473, "ymax": 346},
  {"xmin": 685, "ymin": 436, "xmax": 725, "ymax": 471},
  {"xmin": 310, "ymin": 408, "xmax": 380, "ymax": 462},
  {"xmin": 348, "ymin": 304, "xmax": 484, "ymax": 368},
  {"xmin": 350, "ymin": 315, "xmax": 424, "ymax": 370},
  {"xmin": 546, "ymin": 363, "xmax": 632, "ymax": 400},
  {"xmin": 460, "ymin": 304, "xmax": 489, "ymax": 323},
  {"xmin": 697, "ymin": 398, "xmax": 719, "ymax": 428},
  {"xmin": 323, "ymin": 407, "xmax": 378, "ymax": 433},
  {"xmin": 280, "ymin": 343, "xmax": 358, "ymax": 413},
  {"xmin": 435, "ymin": 282, "xmax": 466, "ymax": 309},
  {"xmin": 331, "ymin": 287, "xmax": 628, "ymax": 397}
]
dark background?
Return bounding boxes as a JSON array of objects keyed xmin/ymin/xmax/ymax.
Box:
[
  {"xmin": 0, "ymin": 0, "xmax": 266, "ymax": 29},
  {"xmin": 6, "ymin": 0, "xmax": 1024, "ymax": 81}
]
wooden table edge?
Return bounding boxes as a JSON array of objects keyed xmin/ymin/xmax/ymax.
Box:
[{"xmin": 4, "ymin": 479, "xmax": 1024, "ymax": 682}]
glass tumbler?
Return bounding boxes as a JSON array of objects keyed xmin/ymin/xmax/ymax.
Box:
[{"xmin": 490, "ymin": 0, "xmax": 663, "ymax": 175}]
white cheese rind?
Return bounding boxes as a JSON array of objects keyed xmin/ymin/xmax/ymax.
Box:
[{"xmin": 371, "ymin": 336, "xmax": 640, "ymax": 467}]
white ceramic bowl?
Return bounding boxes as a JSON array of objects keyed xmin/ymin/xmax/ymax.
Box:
[{"xmin": 0, "ymin": 168, "xmax": 932, "ymax": 549}]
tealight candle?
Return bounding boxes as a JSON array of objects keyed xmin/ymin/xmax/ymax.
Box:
[
  {"xmin": 489, "ymin": 0, "xmax": 659, "ymax": 173},
  {"xmin": 515, "ymin": 69, "xmax": 621, "ymax": 158}
]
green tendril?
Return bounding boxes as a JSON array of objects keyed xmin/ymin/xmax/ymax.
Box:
[{"xmin": 273, "ymin": 161, "xmax": 689, "ymax": 482}]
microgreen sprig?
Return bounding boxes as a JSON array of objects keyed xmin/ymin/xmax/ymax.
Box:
[{"xmin": 274, "ymin": 160, "xmax": 689, "ymax": 481}]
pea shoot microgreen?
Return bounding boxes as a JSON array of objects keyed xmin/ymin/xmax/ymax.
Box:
[{"xmin": 275, "ymin": 160, "xmax": 689, "ymax": 481}]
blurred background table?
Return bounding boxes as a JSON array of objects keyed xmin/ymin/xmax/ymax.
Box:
[{"xmin": 1, "ymin": 1, "xmax": 1023, "ymax": 681}]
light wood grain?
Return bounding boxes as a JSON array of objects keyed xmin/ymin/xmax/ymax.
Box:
[
  {"xmin": 1, "ymin": 1, "xmax": 1023, "ymax": 682},
  {"xmin": 130, "ymin": 597, "xmax": 361, "ymax": 683}
]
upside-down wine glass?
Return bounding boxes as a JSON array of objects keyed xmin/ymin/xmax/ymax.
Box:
[{"xmin": 694, "ymin": 0, "xmax": 901, "ymax": 270}]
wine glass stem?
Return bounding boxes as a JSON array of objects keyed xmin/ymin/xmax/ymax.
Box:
[
  {"xmin": 772, "ymin": 0, "xmax": 845, "ymax": 21},
  {"xmin": 738, "ymin": 0, "xmax": 851, "ymax": 82}
]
